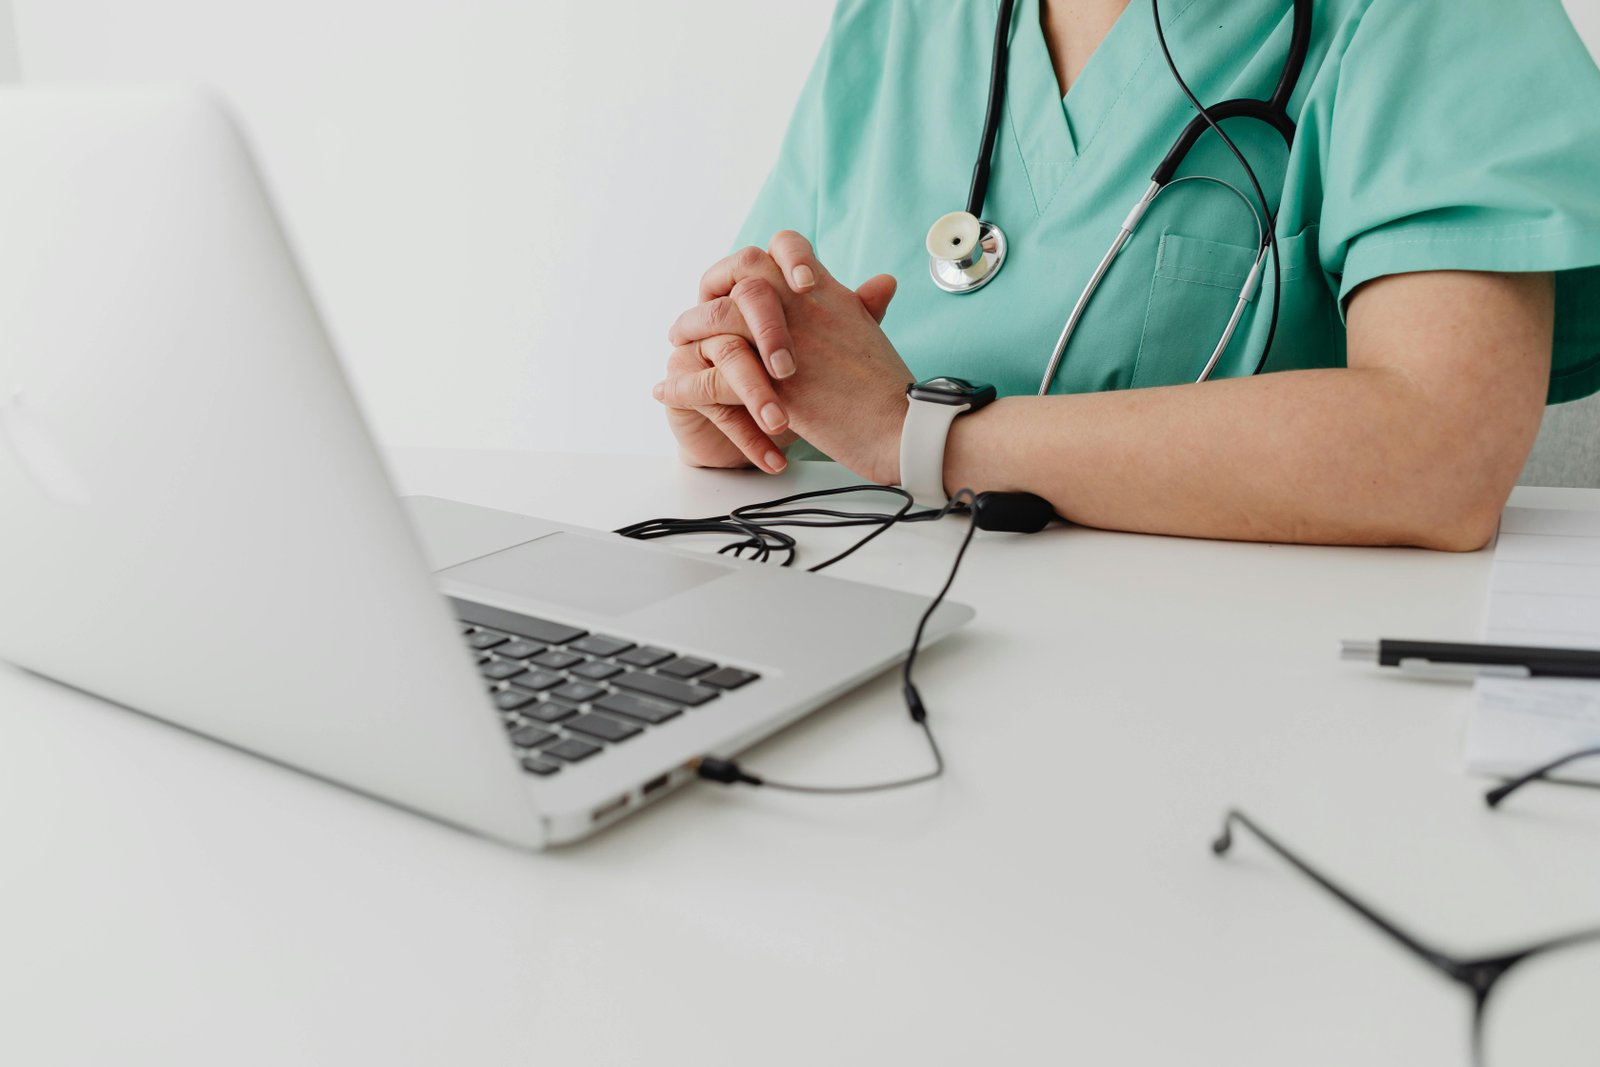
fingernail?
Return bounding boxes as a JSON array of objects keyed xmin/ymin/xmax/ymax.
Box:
[
  {"xmin": 765, "ymin": 450, "xmax": 787, "ymax": 473},
  {"xmin": 651, "ymin": 381, "xmax": 666, "ymax": 401},
  {"xmin": 771, "ymin": 348, "xmax": 796, "ymax": 379},
  {"xmin": 759, "ymin": 402, "xmax": 786, "ymax": 432},
  {"xmin": 792, "ymin": 265, "xmax": 816, "ymax": 291}
]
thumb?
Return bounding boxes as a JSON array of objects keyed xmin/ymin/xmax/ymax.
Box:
[{"xmin": 855, "ymin": 274, "xmax": 898, "ymax": 324}]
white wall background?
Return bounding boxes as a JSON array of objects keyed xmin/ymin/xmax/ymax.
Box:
[
  {"xmin": 0, "ymin": 0, "xmax": 18, "ymax": 81},
  {"xmin": 1572, "ymin": 0, "xmax": 1600, "ymax": 47},
  {"xmin": 8, "ymin": 0, "xmax": 831, "ymax": 456},
  {"xmin": 6, "ymin": 1, "xmax": 1600, "ymax": 457}
]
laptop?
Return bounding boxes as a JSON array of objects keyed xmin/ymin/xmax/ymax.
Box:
[{"xmin": 0, "ymin": 87, "xmax": 972, "ymax": 848}]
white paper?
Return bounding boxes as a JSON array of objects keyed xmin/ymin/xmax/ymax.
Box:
[{"xmin": 1464, "ymin": 507, "xmax": 1600, "ymax": 782}]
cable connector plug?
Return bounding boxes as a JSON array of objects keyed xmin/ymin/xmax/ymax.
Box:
[
  {"xmin": 903, "ymin": 683, "xmax": 927, "ymax": 723},
  {"xmin": 971, "ymin": 491, "xmax": 1056, "ymax": 534},
  {"xmin": 694, "ymin": 757, "xmax": 765, "ymax": 787}
]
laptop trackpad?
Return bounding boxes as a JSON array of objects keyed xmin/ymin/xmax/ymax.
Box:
[{"xmin": 438, "ymin": 532, "xmax": 736, "ymax": 617}]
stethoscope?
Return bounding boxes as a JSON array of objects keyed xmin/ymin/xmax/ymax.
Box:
[{"xmin": 926, "ymin": 0, "xmax": 1312, "ymax": 394}]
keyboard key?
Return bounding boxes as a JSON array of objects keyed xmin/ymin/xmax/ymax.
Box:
[
  {"xmin": 570, "ymin": 634, "xmax": 635, "ymax": 657},
  {"xmin": 549, "ymin": 681, "xmax": 606, "ymax": 704},
  {"xmin": 508, "ymin": 724, "xmax": 556, "ymax": 748},
  {"xmin": 543, "ymin": 738, "xmax": 603, "ymax": 763},
  {"xmin": 593, "ymin": 692, "xmax": 683, "ymax": 725},
  {"xmin": 520, "ymin": 758, "xmax": 561, "ymax": 776},
  {"xmin": 612, "ymin": 671, "xmax": 719, "ymax": 706},
  {"xmin": 522, "ymin": 701, "xmax": 577, "ymax": 724},
  {"xmin": 495, "ymin": 688, "xmax": 539, "ymax": 711},
  {"xmin": 481, "ymin": 660, "xmax": 525, "ymax": 681},
  {"xmin": 700, "ymin": 667, "xmax": 761, "ymax": 690},
  {"xmin": 452, "ymin": 599, "xmax": 587, "ymax": 646},
  {"xmin": 570, "ymin": 660, "xmax": 623, "ymax": 682},
  {"xmin": 468, "ymin": 631, "xmax": 509, "ymax": 651},
  {"xmin": 656, "ymin": 656, "xmax": 716, "ymax": 679},
  {"xmin": 616, "ymin": 646, "xmax": 674, "ymax": 668},
  {"xmin": 529, "ymin": 649, "xmax": 584, "ymax": 670},
  {"xmin": 509, "ymin": 669, "xmax": 564, "ymax": 691},
  {"xmin": 497, "ymin": 640, "xmax": 545, "ymax": 660},
  {"xmin": 564, "ymin": 714, "xmax": 642, "ymax": 743},
  {"xmin": 516, "ymin": 620, "xmax": 586, "ymax": 646}
]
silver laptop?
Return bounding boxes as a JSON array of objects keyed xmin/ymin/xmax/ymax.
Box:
[{"xmin": 0, "ymin": 87, "xmax": 972, "ymax": 848}]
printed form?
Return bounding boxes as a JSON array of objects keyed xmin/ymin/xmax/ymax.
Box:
[{"xmin": 1467, "ymin": 507, "xmax": 1600, "ymax": 782}]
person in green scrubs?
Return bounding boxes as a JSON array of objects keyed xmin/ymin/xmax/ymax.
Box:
[{"xmin": 651, "ymin": 0, "xmax": 1600, "ymax": 550}]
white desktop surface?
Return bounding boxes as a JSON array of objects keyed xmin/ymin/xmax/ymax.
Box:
[{"xmin": 4, "ymin": 449, "xmax": 1598, "ymax": 1066}]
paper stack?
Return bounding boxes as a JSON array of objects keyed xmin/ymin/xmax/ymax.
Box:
[{"xmin": 1465, "ymin": 507, "xmax": 1600, "ymax": 782}]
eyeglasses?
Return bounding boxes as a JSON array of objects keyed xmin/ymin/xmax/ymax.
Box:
[
  {"xmin": 1212, "ymin": 810, "xmax": 1600, "ymax": 1066},
  {"xmin": 1484, "ymin": 744, "xmax": 1600, "ymax": 809}
]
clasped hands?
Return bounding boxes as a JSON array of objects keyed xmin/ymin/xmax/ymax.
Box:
[{"xmin": 654, "ymin": 231, "xmax": 913, "ymax": 486}]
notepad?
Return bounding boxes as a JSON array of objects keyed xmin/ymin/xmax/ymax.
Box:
[{"xmin": 1465, "ymin": 507, "xmax": 1600, "ymax": 781}]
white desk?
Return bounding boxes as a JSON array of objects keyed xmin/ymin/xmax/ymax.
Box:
[{"xmin": 4, "ymin": 450, "xmax": 1598, "ymax": 1066}]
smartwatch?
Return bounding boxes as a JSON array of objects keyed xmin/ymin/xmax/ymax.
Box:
[{"xmin": 898, "ymin": 376, "xmax": 997, "ymax": 507}]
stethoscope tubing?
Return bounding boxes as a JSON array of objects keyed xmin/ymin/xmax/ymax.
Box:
[
  {"xmin": 966, "ymin": 0, "xmax": 1017, "ymax": 219},
  {"xmin": 940, "ymin": 0, "xmax": 1312, "ymax": 392},
  {"xmin": 1035, "ymin": 181, "xmax": 1159, "ymax": 396},
  {"xmin": 1037, "ymin": 174, "xmax": 1266, "ymax": 394}
]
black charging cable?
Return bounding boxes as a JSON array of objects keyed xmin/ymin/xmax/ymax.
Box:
[
  {"xmin": 616, "ymin": 485, "xmax": 1056, "ymax": 795},
  {"xmin": 616, "ymin": 484, "xmax": 936, "ymax": 569}
]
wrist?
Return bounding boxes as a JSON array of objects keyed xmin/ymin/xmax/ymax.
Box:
[
  {"xmin": 878, "ymin": 381, "xmax": 913, "ymax": 486},
  {"xmin": 898, "ymin": 376, "xmax": 997, "ymax": 505},
  {"xmin": 943, "ymin": 395, "xmax": 1016, "ymax": 496}
]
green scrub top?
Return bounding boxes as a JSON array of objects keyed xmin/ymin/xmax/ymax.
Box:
[{"xmin": 734, "ymin": 0, "xmax": 1600, "ymax": 405}]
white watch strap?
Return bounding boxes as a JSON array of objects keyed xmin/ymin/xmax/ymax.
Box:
[{"xmin": 899, "ymin": 397, "xmax": 969, "ymax": 508}]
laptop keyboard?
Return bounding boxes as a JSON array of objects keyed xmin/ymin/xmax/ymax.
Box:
[{"xmin": 453, "ymin": 598, "xmax": 760, "ymax": 777}]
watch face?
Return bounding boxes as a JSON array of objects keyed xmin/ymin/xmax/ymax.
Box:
[{"xmin": 907, "ymin": 377, "xmax": 998, "ymax": 408}]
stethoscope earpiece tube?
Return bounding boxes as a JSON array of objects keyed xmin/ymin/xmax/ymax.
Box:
[
  {"xmin": 1038, "ymin": 173, "xmax": 1266, "ymax": 394},
  {"xmin": 1150, "ymin": 0, "xmax": 1307, "ymax": 379},
  {"xmin": 1036, "ymin": 181, "xmax": 1160, "ymax": 395}
]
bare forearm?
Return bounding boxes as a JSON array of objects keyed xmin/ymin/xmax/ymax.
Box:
[
  {"xmin": 943, "ymin": 272, "xmax": 1553, "ymax": 551},
  {"xmin": 945, "ymin": 367, "xmax": 1531, "ymax": 550}
]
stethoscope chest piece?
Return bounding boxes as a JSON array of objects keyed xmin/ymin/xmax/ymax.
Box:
[{"xmin": 927, "ymin": 211, "xmax": 1007, "ymax": 294}]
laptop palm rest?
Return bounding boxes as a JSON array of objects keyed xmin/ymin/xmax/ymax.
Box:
[
  {"xmin": 401, "ymin": 494, "xmax": 562, "ymax": 570},
  {"xmin": 440, "ymin": 531, "xmax": 736, "ymax": 618}
]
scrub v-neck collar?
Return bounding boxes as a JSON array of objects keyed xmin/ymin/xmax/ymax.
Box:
[{"xmin": 1003, "ymin": 0, "xmax": 1151, "ymax": 215}]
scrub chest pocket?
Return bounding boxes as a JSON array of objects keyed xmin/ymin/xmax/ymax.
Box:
[{"xmin": 1130, "ymin": 226, "xmax": 1332, "ymax": 389}]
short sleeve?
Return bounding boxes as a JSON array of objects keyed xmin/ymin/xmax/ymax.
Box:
[
  {"xmin": 1318, "ymin": 0, "xmax": 1600, "ymax": 402},
  {"xmin": 731, "ymin": 25, "xmax": 832, "ymax": 252}
]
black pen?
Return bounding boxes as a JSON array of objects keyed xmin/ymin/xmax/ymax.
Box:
[{"xmin": 1340, "ymin": 638, "xmax": 1600, "ymax": 681}]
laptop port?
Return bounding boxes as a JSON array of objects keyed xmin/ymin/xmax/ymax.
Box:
[
  {"xmin": 591, "ymin": 795, "xmax": 630, "ymax": 823},
  {"xmin": 641, "ymin": 773, "xmax": 671, "ymax": 797}
]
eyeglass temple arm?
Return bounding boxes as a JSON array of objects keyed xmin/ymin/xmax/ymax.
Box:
[
  {"xmin": 1213, "ymin": 809, "xmax": 1467, "ymax": 981},
  {"xmin": 1484, "ymin": 745, "xmax": 1600, "ymax": 809},
  {"xmin": 1516, "ymin": 926, "xmax": 1600, "ymax": 960}
]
